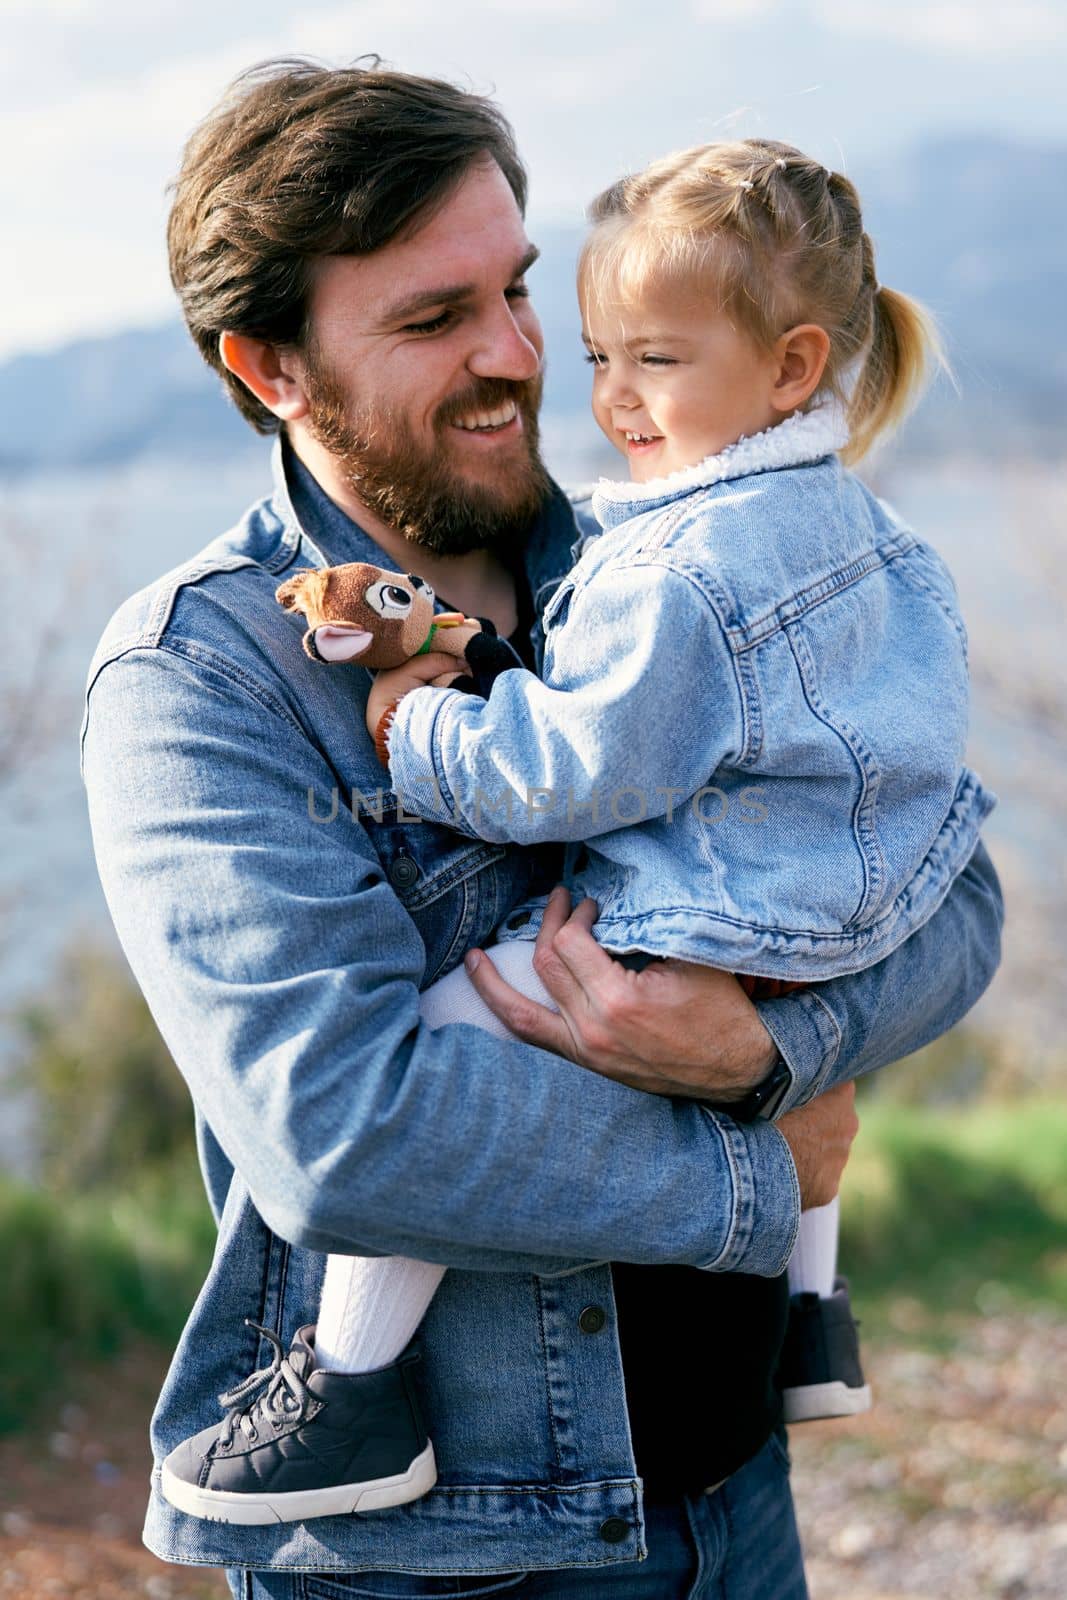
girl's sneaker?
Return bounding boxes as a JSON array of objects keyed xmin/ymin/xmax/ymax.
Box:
[
  {"xmin": 160, "ymin": 1321, "xmax": 437, "ymax": 1524},
  {"xmin": 778, "ymin": 1278, "xmax": 873, "ymax": 1423}
]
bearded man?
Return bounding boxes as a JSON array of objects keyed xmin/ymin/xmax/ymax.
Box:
[{"xmin": 82, "ymin": 58, "xmax": 1003, "ymax": 1599}]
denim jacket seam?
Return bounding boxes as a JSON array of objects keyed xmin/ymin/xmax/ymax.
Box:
[
  {"xmin": 592, "ymin": 900, "xmax": 914, "ymax": 945},
  {"xmin": 758, "ymin": 989, "xmax": 844, "ymax": 1111},
  {"xmin": 803, "ymin": 990, "xmax": 845, "ymax": 1091},
  {"xmin": 589, "ymin": 550, "xmax": 754, "ymax": 764},
  {"xmin": 395, "ymin": 841, "xmax": 510, "ymax": 913},
  {"xmin": 695, "ymin": 1110, "xmax": 746, "ymax": 1271},
  {"xmin": 728, "ymin": 535, "xmax": 920, "ymax": 653},
  {"xmin": 892, "ymin": 550, "xmax": 970, "ymax": 657},
  {"xmin": 144, "ymin": 554, "xmax": 261, "ymax": 645},
  {"xmin": 784, "ymin": 622, "xmax": 886, "ymax": 926},
  {"xmin": 157, "ymin": 638, "xmax": 310, "ymax": 740},
  {"xmin": 765, "ymin": 1121, "xmax": 802, "ymax": 1261},
  {"xmin": 532, "ymin": 1279, "xmax": 566, "ymax": 1477},
  {"xmin": 424, "ymin": 691, "xmax": 465, "ymax": 828},
  {"xmin": 420, "ymin": 870, "xmax": 478, "ymax": 987}
]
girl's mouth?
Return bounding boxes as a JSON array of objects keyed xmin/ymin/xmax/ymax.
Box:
[{"xmin": 623, "ymin": 430, "xmax": 663, "ymax": 455}]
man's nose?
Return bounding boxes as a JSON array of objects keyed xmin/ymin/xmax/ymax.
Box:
[{"xmin": 467, "ymin": 301, "xmax": 543, "ymax": 382}]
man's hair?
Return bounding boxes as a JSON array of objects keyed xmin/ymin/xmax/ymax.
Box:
[{"xmin": 167, "ymin": 57, "xmax": 528, "ymax": 433}]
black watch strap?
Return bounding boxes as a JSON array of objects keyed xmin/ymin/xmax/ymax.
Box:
[{"xmin": 703, "ymin": 1055, "xmax": 792, "ymax": 1124}]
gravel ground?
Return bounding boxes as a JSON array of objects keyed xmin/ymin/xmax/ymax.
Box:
[
  {"xmin": 1, "ymin": 1306, "xmax": 1064, "ymax": 1598},
  {"xmin": 791, "ymin": 1300, "xmax": 1067, "ymax": 1599}
]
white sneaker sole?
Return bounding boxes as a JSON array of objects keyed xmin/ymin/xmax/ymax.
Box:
[
  {"xmin": 782, "ymin": 1381, "xmax": 872, "ymax": 1423},
  {"xmin": 160, "ymin": 1439, "xmax": 437, "ymax": 1525}
]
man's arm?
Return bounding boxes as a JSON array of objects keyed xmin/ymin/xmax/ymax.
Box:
[
  {"xmin": 81, "ymin": 641, "xmax": 796, "ymax": 1278},
  {"xmin": 758, "ymin": 838, "xmax": 1004, "ymax": 1114},
  {"xmin": 463, "ymin": 841, "xmax": 1004, "ymax": 1108}
]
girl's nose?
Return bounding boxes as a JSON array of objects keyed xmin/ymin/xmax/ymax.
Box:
[{"xmin": 596, "ymin": 363, "xmax": 638, "ymax": 410}]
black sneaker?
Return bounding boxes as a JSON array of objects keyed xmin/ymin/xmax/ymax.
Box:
[
  {"xmin": 778, "ymin": 1277, "xmax": 873, "ymax": 1423},
  {"xmin": 160, "ymin": 1321, "xmax": 437, "ymax": 1524}
]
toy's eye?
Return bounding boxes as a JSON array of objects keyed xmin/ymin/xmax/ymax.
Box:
[
  {"xmin": 366, "ymin": 580, "xmax": 414, "ymax": 619},
  {"xmin": 406, "ymin": 573, "xmax": 435, "ymax": 605}
]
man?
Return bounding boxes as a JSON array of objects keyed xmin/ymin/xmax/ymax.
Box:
[{"xmin": 81, "ymin": 59, "xmax": 1003, "ymax": 1597}]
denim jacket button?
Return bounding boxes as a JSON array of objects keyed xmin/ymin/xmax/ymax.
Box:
[
  {"xmin": 506, "ymin": 910, "xmax": 532, "ymax": 930},
  {"xmin": 388, "ymin": 854, "xmax": 420, "ymax": 890},
  {"xmin": 599, "ymin": 1517, "xmax": 630, "ymax": 1544},
  {"xmin": 578, "ymin": 1304, "xmax": 606, "ymax": 1334}
]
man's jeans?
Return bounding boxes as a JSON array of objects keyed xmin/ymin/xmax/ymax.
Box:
[{"xmin": 226, "ymin": 1433, "xmax": 806, "ymax": 1599}]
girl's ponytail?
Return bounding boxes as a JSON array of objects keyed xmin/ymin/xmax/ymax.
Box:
[{"xmin": 844, "ymin": 278, "xmax": 945, "ymax": 466}]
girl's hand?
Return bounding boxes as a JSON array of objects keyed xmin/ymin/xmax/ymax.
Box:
[
  {"xmin": 365, "ymin": 652, "xmax": 468, "ymax": 740},
  {"xmin": 462, "ymin": 886, "xmax": 779, "ymax": 1100}
]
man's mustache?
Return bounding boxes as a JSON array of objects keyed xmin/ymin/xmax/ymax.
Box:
[{"xmin": 436, "ymin": 374, "xmax": 542, "ymax": 429}]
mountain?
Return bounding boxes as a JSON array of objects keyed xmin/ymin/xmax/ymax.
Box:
[{"xmin": 1, "ymin": 135, "xmax": 1063, "ymax": 476}]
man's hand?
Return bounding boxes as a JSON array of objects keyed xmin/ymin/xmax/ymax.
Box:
[
  {"xmin": 776, "ymin": 1081, "xmax": 858, "ymax": 1211},
  {"xmin": 365, "ymin": 650, "xmax": 470, "ymax": 740},
  {"xmin": 463, "ymin": 886, "xmax": 778, "ymax": 1098}
]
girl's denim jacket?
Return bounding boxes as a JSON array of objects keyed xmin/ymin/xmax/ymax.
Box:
[
  {"xmin": 388, "ymin": 408, "xmax": 996, "ymax": 979},
  {"xmin": 80, "ymin": 438, "xmax": 1002, "ymax": 1580}
]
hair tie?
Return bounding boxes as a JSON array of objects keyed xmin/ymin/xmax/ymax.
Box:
[
  {"xmin": 775, "ymin": 157, "xmax": 787, "ymax": 170},
  {"xmin": 738, "ymin": 179, "xmax": 754, "ymax": 191}
]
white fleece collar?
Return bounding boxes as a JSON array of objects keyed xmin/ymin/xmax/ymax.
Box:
[{"xmin": 591, "ymin": 403, "xmax": 849, "ymax": 525}]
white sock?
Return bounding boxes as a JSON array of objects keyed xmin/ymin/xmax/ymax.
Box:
[
  {"xmin": 417, "ymin": 936, "xmax": 555, "ymax": 1037},
  {"xmin": 316, "ymin": 939, "xmax": 555, "ymax": 1373},
  {"xmin": 787, "ymin": 1195, "xmax": 840, "ymax": 1299},
  {"xmin": 315, "ymin": 1252, "xmax": 447, "ymax": 1373}
]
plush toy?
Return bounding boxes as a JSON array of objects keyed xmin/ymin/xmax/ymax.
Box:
[{"xmin": 275, "ymin": 561, "xmax": 522, "ymax": 697}]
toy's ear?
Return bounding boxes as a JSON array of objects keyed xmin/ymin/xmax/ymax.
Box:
[
  {"xmin": 309, "ymin": 625, "xmax": 377, "ymax": 662},
  {"xmin": 275, "ymin": 569, "xmax": 326, "ymax": 616}
]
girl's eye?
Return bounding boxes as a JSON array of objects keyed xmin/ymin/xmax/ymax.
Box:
[
  {"xmin": 584, "ymin": 352, "xmax": 607, "ymax": 366},
  {"xmin": 641, "ymin": 354, "xmax": 676, "ymax": 367}
]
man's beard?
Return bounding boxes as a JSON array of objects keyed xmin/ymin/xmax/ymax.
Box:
[{"xmin": 300, "ymin": 349, "xmax": 551, "ymax": 557}]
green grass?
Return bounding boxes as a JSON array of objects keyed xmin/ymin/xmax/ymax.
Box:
[
  {"xmin": 3, "ymin": 1100, "xmax": 1066, "ymax": 1430},
  {"xmin": 0, "ymin": 1161, "xmax": 216, "ymax": 1432},
  {"xmin": 840, "ymin": 1099, "xmax": 1067, "ymax": 1322}
]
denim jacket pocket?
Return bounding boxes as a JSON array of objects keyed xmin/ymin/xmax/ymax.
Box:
[
  {"xmin": 357, "ymin": 799, "xmax": 508, "ymax": 987},
  {"xmin": 540, "ymin": 578, "xmax": 576, "ymax": 633}
]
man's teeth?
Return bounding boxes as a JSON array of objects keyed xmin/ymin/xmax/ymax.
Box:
[{"xmin": 454, "ymin": 401, "xmax": 518, "ymax": 431}]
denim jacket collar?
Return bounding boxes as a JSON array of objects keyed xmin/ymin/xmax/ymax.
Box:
[
  {"xmin": 592, "ymin": 402, "xmax": 850, "ymax": 529},
  {"xmin": 272, "ymin": 435, "xmax": 576, "ymax": 618}
]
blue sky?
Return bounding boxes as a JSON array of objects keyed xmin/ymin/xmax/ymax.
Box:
[{"xmin": 2, "ymin": 0, "xmax": 1065, "ymax": 361}]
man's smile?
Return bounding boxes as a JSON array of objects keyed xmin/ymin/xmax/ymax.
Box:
[{"xmin": 450, "ymin": 399, "xmax": 519, "ymax": 433}]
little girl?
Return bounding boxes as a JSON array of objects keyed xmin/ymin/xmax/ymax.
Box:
[{"xmin": 163, "ymin": 139, "xmax": 994, "ymax": 1525}]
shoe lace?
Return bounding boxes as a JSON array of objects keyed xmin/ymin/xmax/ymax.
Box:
[{"xmin": 216, "ymin": 1320, "xmax": 311, "ymax": 1449}]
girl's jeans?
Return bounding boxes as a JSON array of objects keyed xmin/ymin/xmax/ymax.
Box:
[{"xmin": 226, "ymin": 1431, "xmax": 808, "ymax": 1599}]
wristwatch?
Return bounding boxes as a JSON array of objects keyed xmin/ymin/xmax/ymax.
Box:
[{"xmin": 703, "ymin": 1054, "xmax": 792, "ymax": 1124}]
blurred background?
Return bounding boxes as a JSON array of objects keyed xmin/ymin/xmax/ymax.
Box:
[{"xmin": 1, "ymin": 2, "xmax": 1065, "ymax": 1596}]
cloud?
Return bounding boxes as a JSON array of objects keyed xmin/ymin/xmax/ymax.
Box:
[{"xmin": 1, "ymin": 0, "xmax": 1064, "ymax": 360}]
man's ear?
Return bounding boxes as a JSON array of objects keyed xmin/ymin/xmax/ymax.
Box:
[
  {"xmin": 769, "ymin": 325, "xmax": 831, "ymax": 415},
  {"xmin": 219, "ymin": 332, "xmax": 310, "ymax": 424}
]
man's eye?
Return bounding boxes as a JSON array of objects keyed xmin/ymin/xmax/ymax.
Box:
[
  {"xmin": 404, "ymin": 310, "xmax": 454, "ymax": 335},
  {"xmin": 505, "ymin": 282, "xmax": 530, "ymax": 300}
]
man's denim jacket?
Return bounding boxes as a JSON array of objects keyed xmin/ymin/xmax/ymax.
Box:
[
  {"xmin": 80, "ymin": 438, "xmax": 1003, "ymax": 1579},
  {"xmin": 388, "ymin": 408, "xmax": 996, "ymax": 980}
]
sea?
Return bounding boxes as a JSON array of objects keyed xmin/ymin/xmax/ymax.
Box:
[{"xmin": 2, "ymin": 421, "xmax": 1064, "ymax": 1168}]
